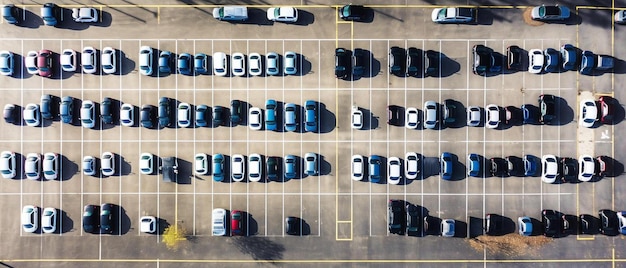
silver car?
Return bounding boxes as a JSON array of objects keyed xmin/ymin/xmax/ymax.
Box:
[
  {"xmin": 80, "ymin": 100, "xmax": 95, "ymax": 129},
  {"xmin": 140, "ymin": 153, "xmax": 154, "ymax": 175},
  {"xmin": 43, "ymin": 152, "xmax": 59, "ymax": 180},
  {"xmin": 194, "ymin": 153, "xmax": 208, "ymax": 175},
  {"xmin": 266, "ymin": 52, "xmax": 279, "ymax": 76},
  {"xmin": 61, "ymin": 49, "xmax": 77, "ymax": 72},
  {"xmin": 23, "ymin": 103, "xmax": 40, "ymax": 127},
  {"xmin": 0, "ymin": 151, "xmax": 16, "ymax": 179},
  {"xmin": 24, "ymin": 153, "xmax": 41, "ymax": 180},
  {"xmin": 101, "ymin": 47, "xmax": 116, "ymax": 74},
  {"xmin": 248, "ymin": 53, "xmax": 262, "ymax": 76},
  {"xmin": 81, "ymin": 47, "xmax": 97, "ymax": 74},
  {"xmin": 466, "ymin": 106, "xmax": 481, "ymax": 127},
  {"xmin": 284, "ymin": 51, "xmax": 297, "ymax": 75},
  {"xmin": 101, "ymin": 152, "xmax": 115, "ymax": 176},
  {"xmin": 82, "ymin": 156, "xmax": 96, "ymax": 176},
  {"xmin": 423, "ymin": 101, "xmax": 438, "ymax": 129}
]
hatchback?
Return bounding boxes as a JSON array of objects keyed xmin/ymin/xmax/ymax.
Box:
[
  {"xmin": 231, "ymin": 53, "xmax": 246, "ymax": 76},
  {"xmin": 265, "ymin": 99, "xmax": 277, "ymax": 131},
  {"xmin": 304, "ymin": 152, "xmax": 318, "ymax": 176},
  {"xmin": 467, "ymin": 153, "xmax": 481, "ymax": 177},
  {"xmin": 284, "ymin": 103, "xmax": 297, "ymax": 132},
  {"xmin": 177, "ymin": 102, "xmax": 191, "ymax": 128},
  {"xmin": 369, "ymin": 155, "xmax": 382, "ymax": 183},
  {"xmin": 0, "ymin": 151, "xmax": 16, "ymax": 179},
  {"xmin": 267, "ymin": 6, "xmax": 298, "ymax": 22},
  {"xmin": 423, "ymin": 101, "xmax": 438, "ymax": 129},
  {"xmin": 194, "ymin": 153, "xmax": 208, "ymax": 175},
  {"xmin": 41, "ymin": 207, "xmax": 56, "ymax": 234},
  {"xmin": 405, "ymin": 152, "xmax": 419, "ymax": 180},
  {"xmin": 159, "ymin": 50, "xmax": 172, "ymax": 75},
  {"xmin": 195, "ymin": 104, "xmax": 208, "ymax": 127},
  {"xmin": 351, "ymin": 106, "xmax": 363, "ymax": 129},
  {"xmin": 248, "ymin": 53, "xmax": 262, "ymax": 76},
  {"xmin": 231, "ymin": 210, "xmax": 244, "ymax": 236},
  {"xmin": 231, "ymin": 154, "xmax": 245, "ymax": 182},
  {"xmin": 0, "ymin": 50, "xmax": 13, "ymax": 76},
  {"xmin": 212, "ymin": 208, "xmax": 227, "ymax": 236},
  {"xmin": 248, "ymin": 153, "xmax": 263, "ymax": 182},
  {"xmin": 284, "ymin": 51, "xmax": 297, "ymax": 75},
  {"xmin": 249, "ymin": 107, "xmax": 262, "ymax": 130},
  {"xmin": 83, "ymin": 156, "xmax": 96, "ymax": 176},
  {"xmin": 387, "ymin": 157, "xmax": 401, "ymax": 185},
  {"xmin": 213, "ymin": 52, "xmax": 227, "ymax": 76},
  {"xmin": 22, "ymin": 205, "xmax": 38, "ymax": 233},
  {"xmin": 266, "ymin": 52, "xmax": 279, "ymax": 75},
  {"xmin": 101, "ymin": 47, "xmax": 116, "ymax": 74},
  {"xmin": 24, "ymin": 103, "xmax": 41, "ymax": 127},
  {"xmin": 139, "ymin": 153, "xmax": 154, "ymax": 175},
  {"xmin": 528, "ymin": 49, "xmax": 544, "ymax": 74},
  {"xmin": 518, "ymin": 216, "xmax": 533, "ymax": 236},
  {"xmin": 212, "ymin": 154, "xmax": 224, "ymax": 182},
  {"xmin": 61, "ymin": 49, "xmax": 77, "ymax": 72},
  {"xmin": 43, "ymin": 152, "xmax": 59, "ymax": 180},
  {"xmin": 304, "ymin": 100, "xmax": 317, "ymax": 132},
  {"xmin": 441, "ymin": 219, "xmax": 455, "ymax": 237},
  {"xmin": 177, "ymin": 53, "xmax": 192, "ymax": 75},
  {"xmin": 25, "ymin": 50, "xmax": 38, "ymax": 75},
  {"xmin": 578, "ymin": 155, "xmax": 595, "ymax": 182},
  {"xmin": 352, "ymin": 154, "xmax": 364, "ymax": 181},
  {"xmin": 101, "ymin": 152, "xmax": 115, "ymax": 176},
  {"xmin": 139, "ymin": 46, "xmax": 153, "ymax": 76},
  {"xmin": 40, "ymin": 94, "xmax": 53, "ymax": 120},
  {"xmin": 81, "ymin": 47, "xmax": 97, "ymax": 74},
  {"xmin": 25, "ymin": 153, "xmax": 41, "ymax": 180},
  {"xmin": 36, "ymin": 49, "xmax": 53, "ymax": 77},
  {"xmin": 284, "ymin": 154, "xmax": 297, "ymax": 179},
  {"xmin": 140, "ymin": 216, "xmax": 156, "ymax": 233},
  {"xmin": 579, "ymin": 100, "xmax": 597, "ymax": 128},
  {"xmin": 120, "ymin": 103, "xmax": 134, "ymax": 127},
  {"xmin": 82, "ymin": 205, "xmax": 99, "ymax": 233},
  {"xmin": 194, "ymin": 53, "xmax": 207, "ymax": 75}
]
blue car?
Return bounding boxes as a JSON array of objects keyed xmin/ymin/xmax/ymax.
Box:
[
  {"xmin": 440, "ymin": 152, "xmax": 453, "ymax": 180},
  {"xmin": 284, "ymin": 103, "xmax": 297, "ymax": 132},
  {"xmin": 521, "ymin": 104, "xmax": 535, "ymax": 124},
  {"xmin": 60, "ymin": 96, "xmax": 73, "ymax": 124},
  {"xmin": 369, "ymin": 155, "xmax": 382, "ymax": 183},
  {"xmin": 580, "ymin": 51, "xmax": 594, "ymax": 75},
  {"xmin": 265, "ymin": 99, "xmax": 277, "ymax": 131},
  {"xmin": 195, "ymin": 104, "xmax": 208, "ymax": 127},
  {"xmin": 212, "ymin": 154, "xmax": 224, "ymax": 182},
  {"xmin": 178, "ymin": 53, "xmax": 192, "ymax": 75},
  {"xmin": 284, "ymin": 154, "xmax": 297, "ymax": 179},
  {"xmin": 304, "ymin": 100, "xmax": 317, "ymax": 132},
  {"xmin": 523, "ymin": 155, "xmax": 538, "ymax": 176},
  {"xmin": 158, "ymin": 51, "xmax": 172, "ymax": 75},
  {"xmin": 467, "ymin": 153, "xmax": 480, "ymax": 177},
  {"xmin": 194, "ymin": 53, "xmax": 208, "ymax": 74}
]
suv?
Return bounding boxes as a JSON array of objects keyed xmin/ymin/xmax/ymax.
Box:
[
  {"xmin": 538, "ymin": 94, "xmax": 556, "ymax": 124},
  {"xmin": 473, "ymin": 44, "xmax": 501, "ymax": 75},
  {"xmin": 212, "ymin": 6, "xmax": 248, "ymax": 21},
  {"xmin": 335, "ymin": 48, "xmax": 350, "ymax": 79}
]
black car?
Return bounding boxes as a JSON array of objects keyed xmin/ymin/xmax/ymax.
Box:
[
  {"xmin": 579, "ymin": 214, "xmax": 596, "ymax": 234},
  {"xmin": 82, "ymin": 205, "xmax": 99, "ymax": 233},
  {"xmin": 213, "ymin": 106, "xmax": 224, "ymax": 126},
  {"xmin": 352, "ymin": 48, "xmax": 366, "ymax": 78},
  {"xmin": 424, "ymin": 50, "xmax": 439, "ymax": 77},
  {"xmin": 505, "ymin": 156, "xmax": 524, "ymax": 176},
  {"xmin": 230, "ymin": 100, "xmax": 242, "ymax": 124},
  {"xmin": 406, "ymin": 47, "xmax": 422, "ymax": 77},
  {"xmin": 140, "ymin": 105, "xmax": 155, "ymax": 128},
  {"xmin": 560, "ymin": 157, "xmax": 577, "ymax": 182},
  {"xmin": 388, "ymin": 199, "xmax": 404, "ymax": 234},
  {"xmin": 599, "ymin": 209, "xmax": 618, "ymax": 235},
  {"xmin": 3, "ymin": 104, "xmax": 16, "ymax": 123},
  {"xmin": 406, "ymin": 203, "xmax": 424, "ymax": 236},
  {"xmin": 100, "ymin": 203, "xmax": 114, "ymax": 234},
  {"xmin": 442, "ymin": 99, "xmax": 458, "ymax": 126},
  {"xmin": 267, "ymin": 156, "xmax": 280, "ymax": 181},
  {"xmin": 472, "ymin": 44, "xmax": 501, "ymax": 75},
  {"xmin": 158, "ymin": 97, "xmax": 171, "ymax": 128},
  {"xmin": 101, "ymin": 97, "xmax": 113, "ymax": 124},
  {"xmin": 538, "ymin": 94, "xmax": 556, "ymax": 124},
  {"xmin": 484, "ymin": 214, "xmax": 502, "ymax": 236},
  {"xmin": 490, "ymin": 157, "xmax": 508, "ymax": 177},
  {"xmin": 387, "ymin": 105, "xmax": 402, "ymax": 126},
  {"xmin": 506, "ymin": 45, "xmax": 523, "ymax": 70},
  {"xmin": 335, "ymin": 48, "xmax": 351, "ymax": 79},
  {"xmin": 285, "ymin": 216, "xmax": 301, "ymax": 235},
  {"xmin": 389, "ymin": 47, "xmax": 405, "ymax": 76},
  {"xmin": 338, "ymin": 4, "xmax": 368, "ymax": 21},
  {"xmin": 542, "ymin": 209, "xmax": 562, "ymax": 237}
]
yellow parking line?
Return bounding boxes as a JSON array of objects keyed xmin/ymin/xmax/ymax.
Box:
[{"xmin": 157, "ymin": 6, "xmax": 160, "ymax": 24}]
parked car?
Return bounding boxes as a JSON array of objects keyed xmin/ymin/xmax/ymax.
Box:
[
  {"xmin": 194, "ymin": 53, "xmax": 208, "ymax": 75},
  {"xmin": 561, "ymin": 157, "xmax": 577, "ymax": 183},
  {"xmin": 120, "ymin": 103, "xmax": 134, "ymax": 127},
  {"xmin": 140, "ymin": 153, "xmax": 154, "ymax": 175},
  {"xmin": 335, "ymin": 48, "xmax": 350, "ymax": 79},
  {"xmin": 304, "ymin": 153, "xmax": 318, "ymax": 176},
  {"xmin": 440, "ymin": 152, "xmax": 453, "ymax": 180},
  {"xmin": 140, "ymin": 105, "xmax": 155, "ymax": 128},
  {"xmin": 388, "ymin": 199, "xmax": 404, "ymax": 234},
  {"xmin": 80, "ymin": 100, "xmax": 96, "ymax": 129},
  {"xmin": 541, "ymin": 155, "xmax": 559, "ymax": 184},
  {"xmin": 338, "ymin": 4, "xmax": 368, "ymax": 21},
  {"xmin": 24, "ymin": 103, "xmax": 41, "ymax": 127},
  {"xmin": 441, "ymin": 219, "xmax": 455, "ymax": 237},
  {"xmin": 25, "ymin": 50, "xmax": 38, "ymax": 75},
  {"xmin": 388, "ymin": 46, "xmax": 405, "ymax": 76},
  {"xmin": 538, "ymin": 94, "xmax": 556, "ymax": 124},
  {"xmin": 177, "ymin": 53, "xmax": 192, "ymax": 75},
  {"xmin": 284, "ymin": 103, "xmax": 297, "ymax": 132},
  {"xmin": 61, "ymin": 49, "xmax": 77, "ymax": 72},
  {"xmin": 177, "ymin": 102, "xmax": 191, "ymax": 128},
  {"xmin": 212, "ymin": 154, "xmax": 224, "ymax": 182},
  {"xmin": 490, "ymin": 157, "xmax": 508, "ymax": 177},
  {"xmin": 424, "ymin": 50, "xmax": 439, "ymax": 77},
  {"xmin": 284, "ymin": 154, "xmax": 297, "ymax": 179},
  {"xmin": 560, "ymin": 44, "xmax": 578, "ymax": 71},
  {"xmin": 485, "ymin": 104, "xmax": 500, "ymax": 129},
  {"xmin": 544, "ymin": 48, "xmax": 559, "ymax": 73},
  {"xmin": 100, "ymin": 203, "xmax": 114, "ymax": 234},
  {"xmin": 369, "ymin": 155, "xmax": 382, "ymax": 183},
  {"xmin": 467, "ymin": 153, "xmax": 481, "ymax": 177},
  {"xmin": 100, "ymin": 97, "xmax": 113, "ymax": 125},
  {"xmin": 101, "ymin": 47, "xmax": 116, "ymax": 74},
  {"xmin": 230, "ymin": 100, "xmax": 242, "ymax": 125},
  {"xmin": 231, "ymin": 52, "xmax": 246, "ymax": 77},
  {"xmin": 284, "ymin": 51, "xmax": 297, "ymax": 75},
  {"xmin": 22, "ymin": 205, "xmax": 38, "ymax": 233},
  {"xmin": 579, "ymin": 99, "xmax": 597, "ymax": 128},
  {"xmin": 265, "ymin": 99, "xmax": 277, "ymax": 131},
  {"xmin": 578, "ymin": 155, "xmax": 595, "ymax": 182},
  {"xmin": 387, "ymin": 157, "xmax": 401, "ymax": 185},
  {"xmin": 507, "ymin": 45, "xmax": 523, "ymax": 70},
  {"xmin": 83, "ymin": 156, "xmax": 96, "ymax": 176},
  {"xmin": 212, "ymin": 208, "xmax": 227, "ymax": 236},
  {"xmin": 195, "ymin": 105, "xmax": 209, "ymax": 127},
  {"xmin": 531, "ymin": 5, "xmax": 570, "ymax": 21},
  {"xmin": 304, "ymin": 100, "xmax": 317, "ymax": 132},
  {"xmin": 406, "ymin": 203, "xmax": 424, "ymax": 236},
  {"xmin": 0, "ymin": 151, "xmax": 16, "ymax": 179},
  {"xmin": 523, "ymin": 155, "xmax": 538, "ymax": 176},
  {"xmin": 2, "ymin": 4, "xmax": 21, "ymax": 25},
  {"xmin": 473, "ymin": 44, "xmax": 501, "ymax": 75},
  {"xmin": 3, "ymin": 104, "xmax": 16, "ymax": 123},
  {"xmin": 40, "ymin": 94, "xmax": 53, "ymax": 120},
  {"xmin": 231, "ymin": 154, "xmax": 245, "ymax": 182},
  {"xmin": 43, "ymin": 152, "xmax": 59, "ymax": 180},
  {"xmin": 101, "ymin": 152, "xmax": 115, "ymax": 176},
  {"xmin": 248, "ymin": 154, "xmax": 263, "ymax": 182},
  {"xmin": 615, "ymin": 10, "xmax": 626, "ymax": 23},
  {"xmin": 194, "ymin": 153, "xmax": 208, "ymax": 175},
  {"xmin": 352, "ymin": 155, "xmax": 364, "ymax": 181},
  {"xmin": 41, "ymin": 207, "xmax": 57, "ymax": 234},
  {"xmin": 423, "ymin": 101, "xmax": 438, "ymax": 129},
  {"xmin": 266, "ymin": 52, "xmax": 279, "ymax": 76},
  {"xmin": 248, "ymin": 53, "xmax": 262, "ymax": 76},
  {"xmin": 159, "ymin": 50, "xmax": 172, "ymax": 74},
  {"xmin": 72, "ymin": 7, "xmax": 98, "ymax": 22},
  {"xmin": 405, "ymin": 152, "xmax": 419, "ymax": 180},
  {"xmin": 212, "ymin": 6, "xmax": 248, "ymax": 21},
  {"xmin": 140, "ymin": 216, "xmax": 156, "ymax": 233},
  {"xmin": 352, "ymin": 48, "xmax": 366, "ymax": 78},
  {"xmin": 431, "ymin": 7, "xmax": 476, "ymax": 23},
  {"xmin": 82, "ymin": 205, "xmax": 98, "ymax": 233},
  {"xmin": 266, "ymin": 156, "xmax": 280, "ymax": 181},
  {"xmin": 542, "ymin": 209, "xmax": 562, "ymax": 237},
  {"xmin": 212, "ymin": 106, "xmax": 224, "ymax": 127},
  {"xmin": 466, "ymin": 106, "xmax": 481, "ymax": 127},
  {"xmin": 618, "ymin": 211, "xmax": 626, "ymax": 235},
  {"xmin": 518, "ymin": 216, "xmax": 533, "ymax": 236},
  {"xmin": 528, "ymin": 49, "xmax": 544, "ymax": 74},
  {"xmin": 231, "ymin": 210, "xmax": 244, "ymax": 236},
  {"xmin": 82, "ymin": 47, "xmax": 97, "ymax": 74},
  {"xmin": 285, "ymin": 216, "xmax": 301, "ymax": 235},
  {"xmin": 36, "ymin": 49, "xmax": 53, "ymax": 77},
  {"xmin": 267, "ymin": 6, "xmax": 298, "ymax": 22},
  {"xmin": 599, "ymin": 96, "xmax": 614, "ymax": 124},
  {"xmin": 351, "ymin": 106, "xmax": 363, "ymax": 129},
  {"xmin": 138, "ymin": 46, "xmax": 153, "ymax": 76},
  {"xmin": 41, "ymin": 3, "xmax": 59, "ymax": 26},
  {"xmin": 387, "ymin": 105, "xmax": 402, "ymax": 126},
  {"xmin": 599, "ymin": 209, "xmax": 618, "ymax": 235},
  {"xmin": 158, "ymin": 97, "xmax": 171, "ymax": 128},
  {"xmin": 0, "ymin": 50, "xmax": 13, "ymax": 76}
]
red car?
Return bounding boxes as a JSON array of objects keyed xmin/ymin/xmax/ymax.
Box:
[
  {"xmin": 231, "ymin": 210, "xmax": 243, "ymax": 236},
  {"xmin": 37, "ymin": 49, "xmax": 53, "ymax": 77},
  {"xmin": 598, "ymin": 96, "xmax": 614, "ymax": 124}
]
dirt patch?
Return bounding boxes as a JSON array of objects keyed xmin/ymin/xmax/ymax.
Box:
[
  {"xmin": 522, "ymin": 7, "xmax": 545, "ymax": 26},
  {"xmin": 467, "ymin": 234, "xmax": 553, "ymax": 257}
]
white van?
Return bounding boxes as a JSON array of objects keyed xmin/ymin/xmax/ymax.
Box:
[{"xmin": 213, "ymin": 6, "xmax": 248, "ymax": 21}]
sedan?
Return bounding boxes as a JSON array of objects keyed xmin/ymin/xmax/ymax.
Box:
[
  {"xmin": 72, "ymin": 7, "xmax": 98, "ymax": 22},
  {"xmin": 352, "ymin": 48, "xmax": 366, "ymax": 78},
  {"xmin": 404, "ymin": 107, "xmax": 419, "ymax": 129},
  {"xmin": 158, "ymin": 97, "xmax": 171, "ymax": 127},
  {"xmin": 472, "ymin": 44, "xmax": 500, "ymax": 75},
  {"xmin": 0, "ymin": 151, "xmax": 16, "ymax": 179},
  {"xmin": 405, "ymin": 152, "xmax": 419, "ymax": 180},
  {"xmin": 266, "ymin": 52, "xmax": 279, "ymax": 76},
  {"xmin": 248, "ymin": 53, "xmax": 262, "ymax": 76},
  {"xmin": 423, "ymin": 101, "xmax": 438, "ymax": 129},
  {"xmin": 248, "ymin": 153, "xmax": 263, "ymax": 182},
  {"xmin": 440, "ymin": 152, "xmax": 453, "ymax": 180},
  {"xmin": 25, "ymin": 153, "xmax": 41, "ymax": 180},
  {"xmin": 523, "ymin": 155, "xmax": 538, "ymax": 176},
  {"xmin": 25, "ymin": 50, "xmax": 38, "ymax": 74},
  {"xmin": 387, "ymin": 157, "xmax": 401, "ymax": 185},
  {"xmin": 195, "ymin": 104, "xmax": 209, "ymax": 127},
  {"xmin": 83, "ymin": 156, "xmax": 96, "ymax": 176},
  {"xmin": 41, "ymin": 207, "xmax": 56, "ymax": 234},
  {"xmin": 42, "ymin": 152, "xmax": 59, "ymax": 180},
  {"xmin": 518, "ymin": 216, "xmax": 533, "ymax": 236},
  {"xmin": 140, "ymin": 153, "xmax": 154, "ymax": 175},
  {"xmin": 212, "ymin": 154, "xmax": 224, "ymax": 182},
  {"xmin": 80, "ymin": 100, "xmax": 95, "ymax": 129},
  {"xmin": 560, "ymin": 157, "xmax": 577, "ymax": 183},
  {"xmin": 466, "ymin": 106, "xmax": 481, "ymax": 127},
  {"xmin": 579, "ymin": 100, "xmax": 597, "ymax": 128},
  {"xmin": 177, "ymin": 53, "xmax": 192, "ymax": 75},
  {"xmin": 335, "ymin": 47, "xmax": 350, "ymax": 79},
  {"xmin": 368, "ymin": 155, "xmax": 382, "ymax": 183},
  {"xmin": 101, "ymin": 152, "xmax": 115, "ymax": 176},
  {"xmin": 544, "ymin": 48, "xmax": 559, "ymax": 73},
  {"xmin": 61, "ymin": 49, "xmax": 77, "ymax": 72},
  {"xmin": 431, "ymin": 7, "xmax": 476, "ymax": 23},
  {"xmin": 81, "ymin": 47, "xmax": 97, "ymax": 74},
  {"xmin": 194, "ymin": 153, "xmax": 208, "ymax": 175},
  {"xmin": 22, "ymin": 205, "xmax": 38, "ymax": 233},
  {"xmin": 578, "ymin": 155, "xmax": 595, "ymax": 182},
  {"xmin": 528, "ymin": 49, "xmax": 544, "ymax": 74},
  {"xmin": 284, "ymin": 154, "xmax": 297, "ymax": 180},
  {"xmin": 101, "ymin": 97, "xmax": 113, "ymax": 125},
  {"xmin": 284, "ymin": 51, "xmax": 297, "ymax": 75},
  {"xmin": 82, "ymin": 205, "xmax": 99, "ymax": 233},
  {"xmin": 23, "ymin": 103, "xmax": 41, "ymax": 127},
  {"xmin": 531, "ymin": 5, "xmax": 570, "ymax": 21},
  {"xmin": 541, "ymin": 155, "xmax": 559, "ymax": 184},
  {"xmin": 485, "ymin": 104, "xmax": 500, "ymax": 129},
  {"xmin": 0, "ymin": 50, "xmax": 13, "ymax": 76},
  {"xmin": 101, "ymin": 47, "xmax": 116, "ymax": 74},
  {"xmin": 351, "ymin": 106, "xmax": 363, "ymax": 129},
  {"xmin": 213, "ymin": 52, "xmax": 227, "ymax": 76},
  {"xmin": 284, "ymin": 103, "xmax": 297, "ymax": 132},
  {"xmin": 141, "ymin": 105, "xmax": 154, "ymax": 129},
  {"xmin": 212, "ymin": 208, "xmax": 226, "ymax": 236},
  {"xmin": 351, "ymin": 154, "xmax": 364, "ymax": 181},
  {"xmin": 177, "ymin": 103, "xmax": 191, "ymax": 128},
  {"xmin": 441, "ymin": 219, "xmax": 455, "ymax": 237},
  {"xmin": 231, "ymin": 154, "xmax": 245, "ymax": 182},
  {"xmin": 267, "ymin": 6, "xmax": 298, "ymax": 22},
  {"xmin": 120, "ymin": 103, "xmax": 134, "ymax": 127},
  {"xmin": 194, "ymin": 53, "xmax": 207, "ymax": 75},
  {"xmin": 231, "ymin": 53, "xmax": 246, "ymax": 76},
  {"xmin": 140, "ymin": 216, "xmax": 156, "ymax": 233},
  {"xmin": 34, "ymin": 51, "xmax": 50, "ymax": 75},
  {"xmin": 580, "ymin": 50, "xmax": 594, "ymax": 75},
  {"xmin": 212, "ymin": 106, "xmax": 224, "ymax": 127},
  {"xmin": 265, "ymin": 99, "xmax": 277, "ymax": 131},
  {"xmin": 100, "ymin": 203, "xmax": 114, "ymax": 234},
  {"xmin": 542, "ymin": 209, "xmax": 562, "ymax": 237}
]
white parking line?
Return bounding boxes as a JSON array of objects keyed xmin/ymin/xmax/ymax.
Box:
[
  {"xmin": 138, "ymin": 40, "xmax": 143, "ymax": 237},
  {"xmin": 0, "ymin": 139, "xmax": 577, "ymax": 143},
  {"xmin": 0, "ymin": 192, "xmax": 577, "ymax": 196}
]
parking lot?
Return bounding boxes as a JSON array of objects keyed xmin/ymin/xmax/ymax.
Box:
[{"xmin": 1, "ymin": 1, "xmax": 626, "ymax": 267}]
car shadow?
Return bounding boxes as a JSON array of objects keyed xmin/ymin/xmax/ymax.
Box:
[
  {"xmin": 577, "ymin": 214, "xmax": 599, "ymax": 235},
  {"xmin": 420, "ymin": 156, "xmax": 441, "ymax": 180},
  {"xmin": 530, "ymin": 217, "xmax": 543, "ymax": 236},
  {"xmin": 116, "ymin": 50, "xmax": 134, "ymax": 75},
  {"xmin": 475, "ymin": 8, "xmax": 494, "ymax": 25},
  {"xmin": 13, "ymin": 152, "xmax": 25, "ymax": 180},
  {"xmin": 600, "ymin": 96, "xmax": 624, "ymax": 125},
  {"xmin": 156, "ymin": 217, "xmax": 169, "ymax": 235},
  {"xmin": 506, "ymin": 156, "xmax": 525, "ymax": 177},
  {"xmin": 449, "ymin": 153, "xmax": 466, "ymax": 181},
  {"xmin": 13, "ymin": 53, "xmax": 33, "ymax": 79},
  {"xmin": 318, "ymin": 102, "xmax": 336, "ymax": 134},
  {"xmin": 116, "ymin": 205, "xmax": 131, "ymax": 235},
  {"xmin": 59, "ymin": 154, "xmax": 78, "ymax": 181},
  {"xmin": 318, "ymin": 154, "xmax": 331, "ymax": 176},
  {"xmin": 237, "ymin": 8, "xmax": 273, "ymax": 26},
  {"xmin": 119, "ymin": 154, "xmax": 131, "ymax": 176},
  {"xmin": 360, "ymin": 107, "xmax": 379, "ymax": 130},
  {"xmin": 296, "ymin": 53, "xmax": 312, "ymax": 76},
  {"xmin": 58, "ymin": 208, "xmax": 73, "ymax": 234},
  {"xmin": 434, "ymin": 52, "xmax": 460, "ymax": 78},
  {"xmin": 503, "ymin": 106, "xmax": 523, "ymax": 127},
  {"xmin": 354, "ymin": 49, "xmax": 380, "ymax": 79},
  {"xmin": 241, "ymin": 211, "xmax": 258, "ymax": 236},
  {"xmin": 293, "ymin": 10, "xmax": 314, "ymax": 26},
  {"xmin": 594, "ymin": 156, "xmax": 623, "ymax": 179},
  {"xmin": 12, "ymin": 8, "xmax": 40, "ymax": 29},
  {"xmin": 468, "ymin": 216, "xmax": 483, "ymax": 238},
  {"xmin": 177, "ymin": 158, "xmax": 192, "ymax": 184},
  {"xmin": 424, "ymin": 215, "xmax": 442, "ymax": 236},
  {"xmin": 553, "ymin": 96, "xmax": 574, "ymax": 126},
  {"xmin": 454, "ymin": 219, "xmax": 468, "ymax": 238}
]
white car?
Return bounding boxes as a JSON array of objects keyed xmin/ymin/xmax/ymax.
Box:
[
  {"xmin": 0, "ymin": 151, "xmax": 16, "ymax": 179},
  {"xmin": 248, "ymin": 153, "xmax": 263, "ymax": 182},
  {"xmin": 81, "ymin": 47, "xmax": 97, "ymax": 74},
  {"xmin": 618, "ymin": 211, "xmax": 626, "ymax": 234},
  {"xmin": 101, "ymin": 47, "xmax": 116, "ymax": 74},
  {"xmin": 212, "ymin": 208, "xmax": 227, "ymax": 236},
  {"xmin": 72, "ymin": 7, "xmax": 98, "ymax": 22},
  {"xmin": 24, "ymin": 153, "xmax": 40, "ymax": 180},
  {"xmin": 578, "ymin": 155, "xmax": 595, "ymax": 182},
  {"xmin": 194, "ymin": 153, "xmax": 208, "ymax": 175},
  {"xmin": 83, "ymin": 156, "xmax": 96, "ymax": 176},
  {"xmin": 22, "ymin": 205, "xmax": 38, "ymax": 233},
  {"xmin": 387, "ymin": 157, "xmax": 401, "ymax": 185},
  {"xmin": 80, "ymin": 100, "xmax": 95, "ymax": 129},
  {"xmin": 351, "ymin": 155, "xmax": 364, "ymax": 181},
  {"xmin": 101, "ymin": 152, "xmax": 115, "ymax": 176},
  {"xmin": 541, "ymin": 154, "xmax": 559, "ymax": 184},
  {"xmin": 139, "ymin": 46, "xmax": 153, "ymax": 76},
  {"xmin": 284, "ymin": 51, "xmax": 297, "ymax": 75},
  {"xmin": 248, "ymin": 53, "xmax": 262, "ymax": 76},
  {"xmin": 61, "ymin": 49, "xmax": 77, "ymax": 72},
  {"xmin": 528, "ymin": 49, "xmax": 544, "ymax": 74},
  {"xmin": 231, "ymin": 154, "xmax": 245, "ymax": 182},
  {"xmin": 213, "ymin": 52, "xmax": 227, "ymax": 76},
  {"xmin": 616, "ymin": 10, "xmax": 626, "ymax": 23},
  {"xmin": 25, "ymin": 50, "xmax": 38, "ymax": 75},
  {"xmin": 441, "ymin": 219, "xmax": 455, "ymax": 237},
  {"xmin": 120, "ymin": 103, "xmax": 134, "ymax": 127},
  {"xmin": 231, "ymin": 52, "xmax": 246, "ymax": 77},
  {"xmin": 177, "ymin": 102, "xmax": 191, "ymax": 128},
  {"xmin": 351, "ymin": 106, "xmax": 363, "ymax": 129},
  {"xmin": 23, "ymin": 103, "xmax": 40, "ymax": 127},
  {"xmin": 139, "ymin": 153, "xmax": 154, "ymax": 175},
  {"xmin": 43, "ymin": 152, "xmax": 59, "ymax": 180},
  {"xmin": 140, "ymin": 216, "xmax": 156, "ymax": 233},
  {"xmin": 485, "ymin": 104, "xmax": 500, "ymax": 129},
  {"xmin": 0, "ymin": 50, "xmax": 13, "ymax": 76},
  {"xmin": 579, "ymin": 100, "xmax": 597, "ymax": 128},
  {"xmin": 466, "ymin": 106, "xmax": 481, "ymax": 127},
  {"xmin": 405, "ymin": 152, "xmax": 419, "ymax": 180},
  {"xmin": 267, "ymin": 7, "xmax": 298, "ymax": 22},
  {"xmin": 248, "ymin": 107, "xmax": 263, "ymax": 130},
  {"xmin": 266, "ymin": 52, "xmax": 279, "ymax": 76},
  {"xmin": 41, "ymin": 207, "xmax": 56, "ymax": 234},
  {"xmin": 405, "ymin": 107, "xmax": 419, "ymax": 129},
  {"xmin": 423, "ymin": 101, "xmax": 438, "ymax": 129}
]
